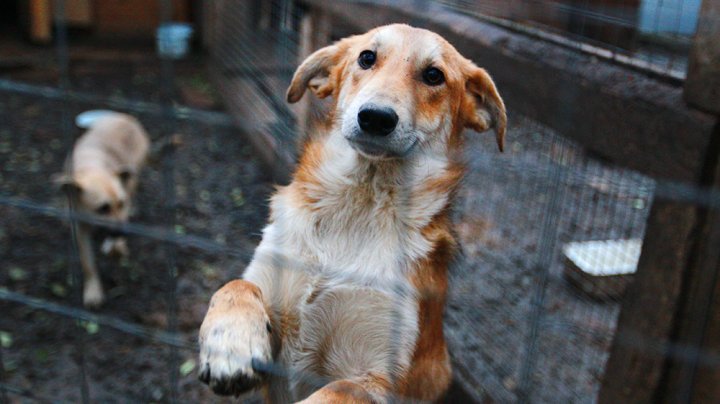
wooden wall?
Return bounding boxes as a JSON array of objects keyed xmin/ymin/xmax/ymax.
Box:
[
  {"xmin": 93, "ymin": 0, "xmax": 190, "ymax": 36},
  {"xmin": 23, "ymin": 0, "xmax": 192, "ymax": 43}
]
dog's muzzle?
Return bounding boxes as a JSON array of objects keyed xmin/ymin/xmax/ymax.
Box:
[{"xmin": 349, "ymin": 103, "xmax": 417, "ymax": 158}]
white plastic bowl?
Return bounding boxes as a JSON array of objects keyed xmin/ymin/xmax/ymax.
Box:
[{"xmin": 75, "ymin": 110, "xmax": 117, "ymax": 129}]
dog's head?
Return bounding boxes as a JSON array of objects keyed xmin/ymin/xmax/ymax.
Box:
[
  {"xmin": 54, "ymin": 169, "xmax": 131, "ymax": 222},
  {"xmin": 287, "ymin": 24, "xmax": 506, "ymax": 160}
]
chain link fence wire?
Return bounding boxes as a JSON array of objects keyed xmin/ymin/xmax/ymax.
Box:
[{"xmin": 0, "ymin": 0, "xmax": 718, "ymax": 402}]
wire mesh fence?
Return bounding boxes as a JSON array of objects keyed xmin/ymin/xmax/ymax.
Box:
[
  {"xmin": 1, "ymin": 2, "xmax": 271, "ymax": 401},
  {"xmin": 0, "ymin": 0, "xmax": 719, "ymax": 403},
  {"xmin": 446, "ymin": 119, "xmax": 656, "ymax": 402}
]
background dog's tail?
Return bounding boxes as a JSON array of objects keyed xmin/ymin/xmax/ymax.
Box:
[{"xmin": 74, "ymin": 110, "xmax": 122, "ymax": 129}]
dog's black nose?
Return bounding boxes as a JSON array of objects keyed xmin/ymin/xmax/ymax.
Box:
[{"xmin": 358, "ymin": 106, "xmax": 398, "ymax": 136}]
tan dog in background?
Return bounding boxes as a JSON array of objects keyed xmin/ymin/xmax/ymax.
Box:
[
  {"xmin": 55, "ymin": 111, "xmax": 149, "ymax": 307},
  {"xmin": 198, "ymin": 24, "xmax": 506, "ymax": 402}
]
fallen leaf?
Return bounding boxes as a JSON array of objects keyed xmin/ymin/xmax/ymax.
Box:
[
  {"xmin": 8, "ymin": 267, "xmax": 27, "ymax": 281},
  {"xmin": 50, "ymin": 283, "xmax": 67, "ymax": 297},
  {"xmin": 179, "ymin": 359, "xmax": 196, "ymax": 376},
  {"xmin": 0, "ymin": 331, "xmax": 12, "ymax": 348}
]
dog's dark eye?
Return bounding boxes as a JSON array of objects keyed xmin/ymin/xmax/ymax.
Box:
[
  {"xmin": 358, "ymin": 50, "xmax": 376, "ymax": 69},
  {"xmin": 96, "ymin": 203, "xmax": 111, "ymax": 215},
  {"xmin": 422, "ymin": 67, "xmax": 445, "ymax": 86}
]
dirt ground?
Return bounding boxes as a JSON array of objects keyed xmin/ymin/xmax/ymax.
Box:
[
  {"xmin": 0, "ymin": 37, "xmax": 272, "ymax": 402},
  {"xmin": 0, "ymin": 34, "xmax": 655, "ymax": 403}
]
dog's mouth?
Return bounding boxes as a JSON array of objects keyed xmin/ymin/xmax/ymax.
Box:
[
  {"xmin": 347, "ymin": 136, "xmax": 418, "ymax": 160},
  {"xmin": 96, "ymin": 226, "xmax": 126, "ymax": 239}
]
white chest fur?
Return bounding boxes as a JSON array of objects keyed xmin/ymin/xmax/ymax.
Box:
[{"xmin": 264, "ymin": 147, "xmax": 449, "ymax": 291}]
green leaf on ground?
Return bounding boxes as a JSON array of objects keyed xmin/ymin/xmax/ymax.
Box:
[
  {"xmin": 0, "ymin": 331, "xmax": 12, "ymax": 348},
  {"xmin": 179, "ymin": 359, "xmax": 196, "ymax": 376},
  {"xmin": 50, "ymin": 283, "xmax": 67, "ymax": 297},
  {"xmin": 8, "ymin": 266, "xmax": 27, "ymax": 281},
  {"xmin": 76, "ymin": 320, "xmax": 100, "ymax": 335},
  {"xmin": 85, "ymin": 321, "xmax": 100, "ymax": 335}
]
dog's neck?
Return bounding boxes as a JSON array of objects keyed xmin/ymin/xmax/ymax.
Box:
[
  {"xmin": 290, "ymin": 132, "xmax": 463, "ymax": 230},
  {"xmin": 266, "ymin": 130, "xmax": 464, "ymax": 286}
]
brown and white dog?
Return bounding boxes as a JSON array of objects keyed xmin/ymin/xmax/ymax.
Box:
[
  {"xmin": 198, "ymin": 24, "xmax": 505, "ymax": 402},
  {"xmin": 55, "ymin": 111, "xmax": 150, "ymax": 307}
]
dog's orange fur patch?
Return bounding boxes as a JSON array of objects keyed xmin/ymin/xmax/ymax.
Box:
[
  {"xmin": 293, "ymin": 139, "xmax": 326, "ymax": 208},
  {"xmin": 395, "ymin": 213, "xmax": 456, "ymax": 401},
  {"xmin": 298, "ymin": 378, "xmax": 387, "ymax": 404},
  {"xmin": 207, "ymin": 279, "xmax": 262, "ymax": 310}
]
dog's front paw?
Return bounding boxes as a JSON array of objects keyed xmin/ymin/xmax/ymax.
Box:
[
  {"xmin": 198, "ymin": 316, "xmax": 273, "ymax": 395},
  {"xmin": 198, "ymin": 281, "xmax": 273, "ymax": 396},
  {"xmin": 101, "ymin": 237, "xmax": 129, "ymax": 257}
]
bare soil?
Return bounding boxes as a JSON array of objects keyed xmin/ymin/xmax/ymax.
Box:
[{"xmin": 0, "ymin": 39, "xmax": 272, "ymax": 403}]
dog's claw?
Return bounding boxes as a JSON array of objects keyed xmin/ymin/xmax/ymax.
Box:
[
  {"xmin": 198, "ymin": 329, "xmax": 270, "ymax": 396},
  {"xmin": 198, "ymin": 364, "xmax": 210, "ymax": 384},
  {"xmin": 202, "ymin": 366, "xmax": 262, "ymax": 396}
]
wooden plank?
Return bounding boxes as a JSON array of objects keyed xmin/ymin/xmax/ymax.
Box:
[
  {"xmin": 208, "ymin": 2, "xmax": 297, "ymax": 182},
  {"xmin": 209, "ymin": 67, "xmax": 293, "ymax": 183},
  {"xmin": 659, "ymin": 208, "xmax": 720, "ymax": 403},
  {"xmin": 64, "ymin": 0, "xmax": 92, "ymax": 27},
  {"xmin": 29, "ymin": 0, "xmax": 52, "ymax": 44},
  {"xmin": 655, "ymin": 123, "xmax": 720, "ymax": 402},
  {"xmin": 94, "ymin": 0, "xmax": 190, "ymax": 36},
  {"xmin": 300, "ymin": 0, "xmax": 715, "ymax": 183},
  {"xmin": 598, "ymin": 201, "xmax": 699, "ymax": 403},
  {"xmin": 208, "ymin": 23, "xmax": 298, "ymax": 182},
  {"xmin": 684, "ymin": 0, "xmax": 720, "ymax": 114},
  {"xmin": 688, "ymin": 264, "xmax": 720, "ymax": 402}
]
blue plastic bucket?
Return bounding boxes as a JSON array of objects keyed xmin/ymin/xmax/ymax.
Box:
[{"xmin": 156, "ymin": 23, "xmax": 194, "ymax": 59}]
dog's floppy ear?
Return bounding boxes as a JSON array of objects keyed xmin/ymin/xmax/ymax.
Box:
[
  {"xmin": 52, "ymin": 173, "xmax": 82, "ymax": 195},
  {"xmin": 286, "ymin": 44, "xmax": 342, "ymax": 103},
  {"xmin": 462, "ymin": 66, "xmax": 507, "ymax": 152}
]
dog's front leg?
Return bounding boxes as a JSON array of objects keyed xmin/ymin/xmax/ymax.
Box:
[
  {"xmin": 198, "ymin": 279, "xmax": 274, "ymax": 396},
  {"xmin": 76, "ymin": 224, "xmax": 104, "ymax": 307}
]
